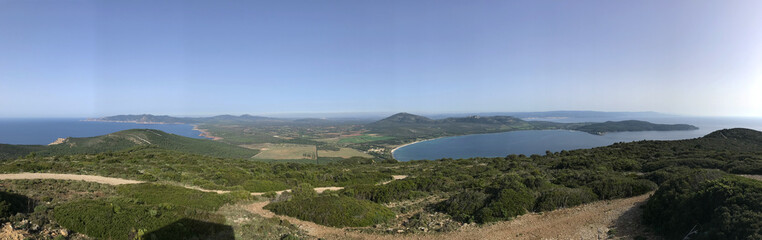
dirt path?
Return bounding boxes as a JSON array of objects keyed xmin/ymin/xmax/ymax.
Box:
[
  {"xmin": 0, "ymin": 173, "xmax": 143, "ymax": 185},
  {"xmin": 739, "ymin": 174, "xmax": 762, "ymax": 181},
  {"xmin": 0, "ymin": 173, "xmax": 407, "ymax": 196},
  {"xmin": 246, "ymin": 192, "xmax": 656, "ymax": 240}
]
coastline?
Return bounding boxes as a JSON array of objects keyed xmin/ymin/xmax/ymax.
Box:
[
  {"xmin": 193, "ymin": 125, "xmax": 223, "ymax": 140},
  {"xmin": 83, "ymin": 119, "xmax": 223, "ymax": 140},
  {"xmin": 390, "ymin": 137, "xmax": 443, "ymax": 159}
]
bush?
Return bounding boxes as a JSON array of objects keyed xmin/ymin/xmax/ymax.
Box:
[
  {"xmin": 53, "ymin": 199, "xmax": 189, "ymax": 240},
  {"xmin": 242, "ymin": 179, "xmax": 290, "ymax": 192},
  {"xmin": 643, "ymin": 173, "xmax": 762, "ymax": 239},
  {"xmin": 435, "ymin": 190, "xmax": 489, "ymax": 223},
  {"xmin": 534, "ymin": 187, "xmax": 598, "ymax": 212},
  {"xmin": 477, "ymin": 187, "xmax": 534, "ymax": 222},
  {"xmin": 264, "ymin": 195, "xmax": 394, "ymax": 227},
  {"xmin": 116, "ymin": 183, "xmax": 231, "ymax": 211}
]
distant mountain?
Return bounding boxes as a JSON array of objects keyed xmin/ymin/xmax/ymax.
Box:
[
  {"xmin": 366, "ymin": 112, "xmax": 699, "ymax": 139},
  {"xmin": 366, "ymin": 113, "xmax": 541, "ymax": 138},
  {"xmin": 37, "ymin": 129, "xmax": 259, "ymax": 159},
  {"xmin": 92, "ymin": 114, "xmax": 284, "ymax": 125},
  {"xmin": 95, "ymin": 114, "xmax": 192, "ymax": 124},
  {"xmin": 572, "ymin": 120, "xmax": 699, "ymax": 135},
  {"xmin": 374, "ymin": 113, "xmax": 435, "ymax": 124}
]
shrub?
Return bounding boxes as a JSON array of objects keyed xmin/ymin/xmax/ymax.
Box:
[
  {"xmin": 434, "ymin": 190, "xmax": 489, "ymax": 223},
  {"xmin": 477, "ymin": 187, "xmax": 534, "ymax": 223},
  {"xmin": 242, "ymin": 179, "xmax": 290, "ymax": 192},
  {"xmin": 264, "ymin": 195, "xmax": 394, "ymax": 227},
  {"xmin": 116, "ymin": 183, "xmax": 230, "ymax": 211},
  {"xmin": 534, "ymin": 187, "xmax": 598, "ymax": 212},
  {"xmin": 643, "ymin": 173, "xmax": 762, "ymax": 239}
]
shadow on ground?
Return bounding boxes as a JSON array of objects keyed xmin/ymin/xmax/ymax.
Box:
[
  {"xmin": 612, "ymin": 194, "xmax": 662, "ymax": 240},
  {"xmin": 143, "ymin": 218, "xmax": 234, "ymax": 240},
  {"xmin": 0, "ymin": 191, "xmax": 35, "ymax": 218}
]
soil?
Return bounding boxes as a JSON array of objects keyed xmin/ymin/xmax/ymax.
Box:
[{"xmin": 245, "ymin": 192, "xmax": 660, "ymax": 240}]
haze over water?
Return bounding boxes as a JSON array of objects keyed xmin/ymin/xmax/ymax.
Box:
[
  {"xmin": 0, "ymin": 119, "xmax": 206, "ymax": 145},
  {"xmin": 393, "ymin": 116, "xmax": 762, "ymax": 161}
]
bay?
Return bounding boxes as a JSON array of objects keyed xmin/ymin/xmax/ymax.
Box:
[
  {"xmin": 0, "ymin": 118, "xmax": 206, "ymax": 145},
  {"xmin": 393, "ymin": 117, "xmax": 762, "ymax": 161}
]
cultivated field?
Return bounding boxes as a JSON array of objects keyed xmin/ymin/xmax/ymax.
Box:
[
  {"xmin": 318, "ymin": 148, "xmax": 373, "ymax": 158},
  {"xmin": 247, "ymin": 143, "xmax": 317, "ymax": 160}
]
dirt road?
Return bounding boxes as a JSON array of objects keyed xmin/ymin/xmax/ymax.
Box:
[
  {"xmin": 246, "ymin": 192, "xmax": 656, "ymax": 240},
  {"xmin": 0, "ymin": 173, "xmax": 407, "ymax": 196},
  {"xmin": 0, "ymin": 173, "xmax": 143, "ymax": 185}
]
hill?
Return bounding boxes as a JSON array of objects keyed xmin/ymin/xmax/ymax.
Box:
[
  {"xmin": 94, "ymin": 114, "xmax": 192, "ymax": 124},
  {"xmin": 366, "ymin": 112, "xmax": 698, "ymax": 139},
  {"xmin": 0, "ymin": 144, "xmax": 47, "ymax": 160},
  {"xmin": 92, "ymin": 114, "xmax": 286, "ymax": 125},
  {"xmin": 571, "ymin": 120, "xmax": 699, "ymax": 135},
  {"xmin": 36, "ymin": 129, "xmax": 259, "ymax": 159}
]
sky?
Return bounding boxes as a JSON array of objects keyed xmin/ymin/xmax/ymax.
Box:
[{"xmin": 1, "ymin": 0, "xmax": 761, "ymax": 118}]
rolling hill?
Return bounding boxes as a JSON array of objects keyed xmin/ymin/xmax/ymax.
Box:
[
  {"xmin": 36, "ymin": 129, "xmax": 260, "ymax": 159},
  {"xmin": 367, "ymin": 112, "xmax": 699, "ymax": 138}
]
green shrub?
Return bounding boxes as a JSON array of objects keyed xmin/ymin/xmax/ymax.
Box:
[
  {"xmin": 242, "ymin": 179, "xmax": 290, "ymax": 192},
  {"xmin": 264, "ymin": 195, "xmax": 394, "ymax": 227},
  {"xmin": 477, "ymin": 187, "xmax": 534, "ymax": 222},
  {"xmin": 290, "ymin": 183, "xmax": 317, "ymax": 200},
  {"xmin": 643, "ymin": 173, "xmax": 762, "ymax": 239},
  {"xmin": 116, "ymin": 183, "xmax": 230, "ymax": 211},
  {"xmin": 534, "ymin": 186, "xmax": 598, "ymax": 212},
  {"xmin": 434, "ymin": 190, "xmax": 489, "ymax": 223}
]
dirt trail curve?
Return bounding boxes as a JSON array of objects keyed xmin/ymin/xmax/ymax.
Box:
[
  {"xmin": 0, "ymin": 173, "xmax": 408, "ymax": 196},
  {"xmin": 0, "ymin": 173, "xmax": 143, "ymax": 185},
  {"xmin": 247, "ymin": 192, "xmax": 655, "ymax": 240}
]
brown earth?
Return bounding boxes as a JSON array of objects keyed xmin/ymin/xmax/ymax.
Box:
[
  {"xmin": 245, "ymin": 192, "xmax": 658, "ymax": 240},
  {"xmin": 0, "ymin": 173, "xmax": 143, "ymax": 185}
]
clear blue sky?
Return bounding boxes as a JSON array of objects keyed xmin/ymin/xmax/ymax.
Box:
[{"xmin": 1, "ymin": 0, "xmax": 761, "ymax": 118}]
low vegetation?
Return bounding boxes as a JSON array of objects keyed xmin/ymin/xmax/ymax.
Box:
[
  {"xmin": 54, "ymin": 198, "xmax": 230, "ymax": 240},
  {"xmin": 643, "ymin": 170, "xmax": 762, "ymax": 239},
  {"xmin": 265, "ymin": 195, "xmax": 395, "ymax": 227},
  {"xmin": 1, "ymin": 128, "xmax": 761, "ymax": 239}
]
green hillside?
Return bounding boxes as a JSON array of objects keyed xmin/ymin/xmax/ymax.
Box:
[
  {"xmin": 366, "ymin": 112, "xmax": 698, "ymax": 139},
  {"xmin": 0, "ymin": 144, "xmax": 47, "ymax": 160},
  {"xmin": 571, "ymin": 120, "xmax": 699, "ymax": 134},
  {"xmin": 37, "ymin": 129, "xmax": 259, "ymax": 159}
]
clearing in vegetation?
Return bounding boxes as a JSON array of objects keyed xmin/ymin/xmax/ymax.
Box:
[
  {"xmin": 318, "ymin": 148, "xmax": 373, "ymax": 158},
  {"xmin": 249, "ymin": 143, "xmax": 317, "ymax": 160}
]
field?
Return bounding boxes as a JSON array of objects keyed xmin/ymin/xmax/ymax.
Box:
[
  {"xmin": 248, "ymin": 143, "xmax": 317, "ymax": 160},
  {"xmin": 337, "ymin": 134, "xmax": 394, "ymax": 144},
  {"xmin": 318, "ymin": 148, "xmax": 373, "ymax": 158}
]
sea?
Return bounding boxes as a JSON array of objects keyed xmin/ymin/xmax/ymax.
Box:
[
  {"xmin": 393, "ymin": 116, "xmax": 762, "ymax": 161},
  {"xmin": 0, "ymin": 118, "xmax": 206, "ymax": 145}
]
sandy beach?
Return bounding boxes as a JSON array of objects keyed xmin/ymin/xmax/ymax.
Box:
[
  {"xmin": 390, "ymin": 137, "xmax": 443, "ymax": 159},
  {"xmin": 193, "ymin": 125, "xmax": 223, "ymax": 140}
]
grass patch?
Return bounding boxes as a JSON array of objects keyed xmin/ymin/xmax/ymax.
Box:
[
  {"xmin": 251, "ymin": 143, "xmax": 317, "ymax": 160},
  {"xmin": 264, "ymin": 195, "xmax": 395, "ymax": 227}
]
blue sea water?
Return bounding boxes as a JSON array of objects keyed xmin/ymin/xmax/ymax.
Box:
[
  {"xmin": 393, "ymin": 117, "xmax": 762, "ymax": 161},
  {"xmin": 0, "ymin": 118, "xmax": 206, "ymax": 145}
]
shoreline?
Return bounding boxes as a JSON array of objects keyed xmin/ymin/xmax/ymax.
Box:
[
  {"xmin": 192, "ymin": 125, "xmax": 223, "ymax": 140},
  {"xmin": 390, "ymin": 137, "xmax": 443, "ymax": 159}
]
